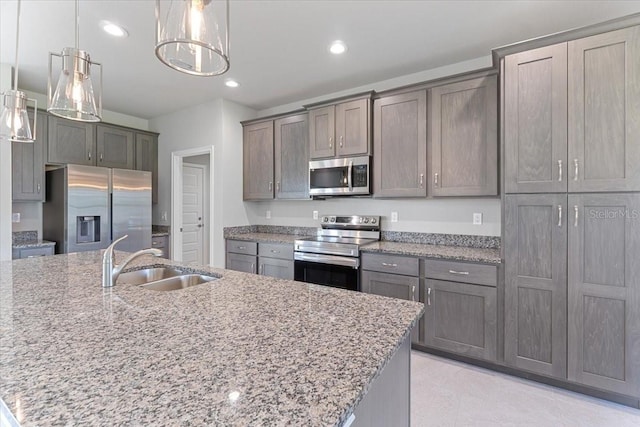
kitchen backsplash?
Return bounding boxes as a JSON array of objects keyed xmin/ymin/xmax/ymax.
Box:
[{"xmin": 12, "ymin": 230, "xmax": 38, "ymax": 244}]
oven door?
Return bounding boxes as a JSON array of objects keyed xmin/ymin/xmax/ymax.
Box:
[{"xmin": 294, "ymin": 253, "xmax": 360, "ymax": 291}]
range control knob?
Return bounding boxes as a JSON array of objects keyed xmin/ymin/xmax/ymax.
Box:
[
  {"xmin": 363, "ymin": 218, "xmax": 370, "ymax": 224},
  {"xmin": 330, "ymin": 217, "xmax": 336, "ymax": 223},
  {"xmin": 371, "ymin": 218, "xmax": 377, "ymax": 224},
  {"xmin": 322, "ymin": 217, "xmax": 328, "ymax": 222}
]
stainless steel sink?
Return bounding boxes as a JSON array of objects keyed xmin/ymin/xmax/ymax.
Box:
[
  {"xmin": 117, "ymin": 267, "xmax": 184, "ymax": 285},
  {"xmin": 117, "ymin": 266, "xmax": 216, "ymax": 291},
  {"xmin": 139, "ymin": 274, "xmax": 216, "ymax": 291}
]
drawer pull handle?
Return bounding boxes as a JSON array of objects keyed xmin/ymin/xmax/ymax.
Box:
[
  {"xmin": 574, "ymin": 158, "xmax": 579, "ymax": 181},
  {"xmin": 27, "ymin": 254, "xmax": 46, "ymax": 258},
  {"xmin": 238, "ymin": 246, "xmax": 246, "ymax": 250},
  {"xmin": 411, "ymin": 285, "xmax": 416, "ymax": 301},
  {"xmin": 251, "ymin": 263, "xmax": 255, "ymax": 272},
  {"xmin": 381, "ymin": 262, "xmax": 398, "ymax": 268},
  {"xmin": 259, "ymin": 264, "xmax": 264, "ymax": 274},
  {"xmin": 558, "ymin": 205, "xmax": 562, "ymax": 227},
  {"xmin": 427, "ymin": 288, "xmax": 432, "ymax": 306},
  {"xmin": 448, "ymin": 270, "xmax": 469, "ymax": 275},
  {"xmin": 558, "ymin": 160, "xmax": 563, "ymax": 182},
  {"xmin": 270, "ymin": 249, "xmax": 280, "ymax": 254},
  {"xmin": 152, "ymin": 241, "xmax": 159, "ymax": 245}
]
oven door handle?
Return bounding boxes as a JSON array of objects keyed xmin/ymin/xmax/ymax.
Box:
[
  {"xmin": 295, "ymin": 252, "xmax": 360, "ymax": 269},
  {"xmin": 348, "ymin": 160, "xmax": 353, "ymax": 192}
]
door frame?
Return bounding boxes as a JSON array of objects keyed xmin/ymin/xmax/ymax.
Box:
[
  {"xmin": 171, "ymin": 146, "xmax": 214, "ymax": 264},
  {"xmin": 181, "ymin": 162, "xmax": 208, "ymax": 265}
]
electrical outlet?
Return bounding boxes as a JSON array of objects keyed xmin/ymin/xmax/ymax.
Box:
[
  {"xmin": 473, "ymin": 213, "xmax": 483, "ymax": 225},
  {"xmin": 266, "ymin": 210, "xmax": 271, "ymax": 219},
  {"xmin": 11, "ymin": 213, "xmax": 20, "ymax": 223},
  {"xmin": 313, "ymin": 211, "xmax": 319, "ymax": 220},
  {"xmin": 391, "ymin": 212, "xmax": 398, "ymax": 223},
  {"xmin": 161, "ymin": 211, "xmax": 168, "ymax": 221}
]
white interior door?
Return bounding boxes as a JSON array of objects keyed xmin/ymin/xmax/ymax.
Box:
[{"xmin": 182, "ymin": 164, "xmax": 204, "ymax": 264}]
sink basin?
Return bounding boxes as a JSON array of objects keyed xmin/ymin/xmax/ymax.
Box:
[
  {"xmin": 118, "ymin": 267, "xmax": 183, "ymax": 285},
  {"xmin": 139, "ymin": 274, "xmax": 216, "ymax": 291}
]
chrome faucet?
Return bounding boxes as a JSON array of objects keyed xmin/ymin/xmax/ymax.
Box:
[{"xmin": 102, "ymin": 235, "xmax": 163, "ymax": 287}]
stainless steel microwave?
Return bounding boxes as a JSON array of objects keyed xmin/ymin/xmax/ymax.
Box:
[{"xmin": 309, "ymin": 156, "xmax": 370, "ymax": 196}]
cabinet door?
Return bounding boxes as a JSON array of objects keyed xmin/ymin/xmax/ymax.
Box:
[
  {"xmin": 568, "ymin": 26, "xmax": 640, "ymax": 192},
  {"xmin": 96, "ymin": 124, "xmax": 134, "ymax": 169},
  {"xmin": 243, "ymin": 121, "xmax": 274, "ymax": 200},
  {"xmin": 12, "ymin": 110, "xmax": 46, "ymax": 201},
  {"xmin": 504, "ymin": 44, "xmax": 568, "ymax": 193},
  {"xmin": 425, "ymin": 279, "xmax": 497, "ymax": 362},
  {"xmin": 504, "ymin": 194, "xmax": 567, "ymax": 378},
  {"xmin": 568, "ymin": 193, "xmax": 640, "ymax": 396},
  {"xmin": 47, "ymin": 116, "xmax": 95, "ymax": 165},
  {"xmin": 308, "ymin": 106, "xmax": 335, "ymax": 159},
  {"xmin": 430, "ymin": 75, "xmax": 497, "ymax": 196},
  {"xmin": 151, "ymin": 235, "xmax": 168, "ymax": 258},
  {"xmin": 361, "ymin": 270, "xmax": 420, "ymax": 343},
  {"xmin": 226, "ymin": 252, "xmax": 257, "ymax": 274},
  {"xmin": 259, "ymin": 257, "xmax": 294, "ymax": 280},
  {"xmin": 274, "ymin": 113, "xmax": 309, "ymax": 199},
  {"xmin": 135, "ymin": 132, "xmax": 158, "ymax": 204},
  {"xmin": 335, "ymin": 98, "xmax": 369, "ymax": 156},
  {"xmin": 373, "ymin": 90, "xmax": 427, "ymax": 198}
]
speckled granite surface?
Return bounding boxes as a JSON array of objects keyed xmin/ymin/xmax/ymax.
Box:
[
  {"xmin": 11, "ymin": 240, "xmax": 56, "ymax": 250},
  {"xmin": 12, "ymin": 231, "xmax": 38, "ymax": 244},
  {"xmin": 226, "ymin": 232, "xmax": 307, "ymax": 244},
  {"xmin": 381, "ymin": 231, "xmax": 500, "ymax": 249},
  {"xmin": 152, "ymin": 225, "xmax": 170, "ymax": 237},
  {"xmin": 224, "ymin": 225, "xmax": 317, "ymax": 239},
  {"xmin": 361, "ymin": 241, "xmax": 501, "ymax": 264},
  {"xmin": 0, "ymin": 251, "xmax": 423, "ymax": 426}
]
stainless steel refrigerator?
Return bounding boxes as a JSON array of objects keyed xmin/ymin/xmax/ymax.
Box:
[{"xmin": 43, "ymin": 164, "xmax": 152, "ymax": 254}]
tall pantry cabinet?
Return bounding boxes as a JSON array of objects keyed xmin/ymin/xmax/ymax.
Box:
[{"xmin": 503, "ymin": 24, "xmax": 640, "ymax": 398}]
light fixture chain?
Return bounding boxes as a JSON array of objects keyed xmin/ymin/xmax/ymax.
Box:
[{"xmin": 13, "ymin": 0, "xmax": 22, "ymax": 91}]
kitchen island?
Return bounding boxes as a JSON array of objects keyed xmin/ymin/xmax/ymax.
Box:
[{"xmin": 0, "ymin": 251, "xmax": 423, "ymax": 426}]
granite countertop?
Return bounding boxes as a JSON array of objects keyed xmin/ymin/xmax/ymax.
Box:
[
  {"xmin": 361, "ymin": 241, "xmax": 501, "ymax": 264},
  {"xmin": 226, "ymin": 232, "xmax": 309, "ymax": 244},
  {"xmin": 11, "ymin": 240, "xmax": 56, "ymax": 249},
  {"xmin": 0, "ymin": 252, "xmax": 423, "ymax": 426},
  {"xmin": 151, "ymin": 231, "xmax": 170, "ymax": 237}
]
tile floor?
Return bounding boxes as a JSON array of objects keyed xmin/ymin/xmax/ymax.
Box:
[{"xmin": 411, "ymin": 351, "xmax": 640, "ymax": 426}]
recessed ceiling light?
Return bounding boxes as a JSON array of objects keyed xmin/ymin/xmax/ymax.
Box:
[
  {"xmin": 101, "ymin": 21, "xmax": 128, "ymax": 38},
  {"xmin": 329, "ymin": 40, "xmax": 347, "ymax": 55},
  {"xmin": 225, "ymin": 79, "xmax": 240, "ymax": 88}
]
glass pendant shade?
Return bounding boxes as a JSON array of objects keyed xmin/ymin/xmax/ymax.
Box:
[
  {"xmin": 155, "ymin": 0, "xmax": 230, "ymax": 76},
  {"xmin": 48, "ymin": 47, "xmax": 102, "ymax": 122},
  {"xmin": 0, "ymin": 90, "xmax": 36, "ymax": 143}
]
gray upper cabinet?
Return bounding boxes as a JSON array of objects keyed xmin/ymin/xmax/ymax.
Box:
[
  {"xmin": 568, "ymin": 193, "xmax": 640, "ymax": 396},
  {"xmin": 335, "ymin": 98, "xmax": 369, "ymax": 157},
  {"xmin": 243, "ymin": 120, "xmax": 274, "ymax": 200},
  {"xmin": 504, "ymin": 43, "xmax": 568, "ymax": 194},
  {"xmin": 568, "ymin": 26, "xmax": 640, "ymax": 192},
  {"xmin": 96, "ymin": 124, "xmax": 134, "ymax": 169},
  {"xmin": 424, "ymin": 278, "xmax": 497, "ymax": 362},
  {"xmin": 47, "ymin": 116, "xmax": 95, "ymax": 165},
  {"xmin": 308, "ymin": 97, "xmax": 371, "ymax": 160},
  {"xmin": 373, "ymin": 90, "xmax": 427, "ymax": 198},
  {"xmin": 430, "ymin": 75, "xmax": 498, "ymax": 196},
  {"xmin": 504, "ymin": 194, "xmax": 567, "ymax": 379},
  {"xmin": 309, "ymin": 105, "xmax": 336, "ymax": 159},
  {"xmin": 13, "ymin": 110, "xmax": 46, "ymax": 201},
  {"xmin": 135, "ymin": 132, "xmax": 159, "ymax": 204},
  {"xmin": 274, "ymin": 113, "xmax": 309, "ymax": 199}
]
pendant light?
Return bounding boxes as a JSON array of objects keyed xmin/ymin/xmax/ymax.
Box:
[
  {"xmin": 0, "ymin": 0, "xmax": 37, "ymax": 143},
  {"xmin": 47, "ymin": 0, "xmax": 102, "ymax": 122},
  {"xmin": 155, "ymin": 0, "xmax": 230, "ymax": 76}
]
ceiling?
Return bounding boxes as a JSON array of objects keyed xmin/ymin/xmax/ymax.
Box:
[{"xmin": 1, "ymin": 0, "xmax": 640, "ymax": 120}]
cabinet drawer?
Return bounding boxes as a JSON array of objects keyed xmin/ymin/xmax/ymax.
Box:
[
  {"xmin": 226, "ymin": 240, "xmax": 258, "ymax": 255},
  {"xmin": 424, "ymin": 259, "xmax": 497, "ymax": 287},
  {"xmin": 361, "ymin": 253, "xmax": 419, "ymax": 276},
  {"xmin": 258, "ymin": 243, "xmax": 293, "ymax": 260},
  {"xmin": 151, "ymin": 236, "xmax": 167, "ymax": 248},
  {"xmin": 16, "ymin": 246, "xmax": 55, "ymax": 259}
]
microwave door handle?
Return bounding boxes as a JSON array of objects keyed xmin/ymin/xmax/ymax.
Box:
[{"xmin": 348, "ymin": 160, "xmax": 353, "ymax": 192}]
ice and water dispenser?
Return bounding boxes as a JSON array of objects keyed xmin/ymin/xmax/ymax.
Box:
[{"xmin": 76, "ymin": 216, "xmax": 101, "ymax": 244}]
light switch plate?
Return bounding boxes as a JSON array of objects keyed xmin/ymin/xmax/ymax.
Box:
[
  {"xmin": 473, "ymin": 213, "xmax": 482, "ymax": 225},
  {"xmin": 313, "ymin": 211, "xmax": 318, "ymax": 220},
  {"xmin": 12, "ymin": 213, "xmax": 20, "ymax": 223},
  {"xmin": 266, "ymin": 210, "xmax": 271, "ymax": 219},
  {"xmin": 391, "ymin": 212, "xmax": 398, "ymax": 223}
]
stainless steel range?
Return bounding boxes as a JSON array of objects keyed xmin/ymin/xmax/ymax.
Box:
[{"xmin": 294, "ymin": 215, "xmax": 380, "ymax": 291}]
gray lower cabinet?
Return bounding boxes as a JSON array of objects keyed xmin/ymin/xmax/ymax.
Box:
[
  {"xmin": 151, "ymin": 235, "xmax": 169, "ymax": 258},
  {"xmin": 13, "ymin": 110, "xmax": 46, "ymax": 201},
  {"xmin": 424, "ymin": 278, "xmax": 497, "ymax": 361},
  {"xmin": 504, "ymin": 43, "xmax": 568, "ymax": 194},
  {"xmin": 504, "ymin": 194, "xmax": 567, "ymax": 378},
  {"xmin": 226, "ymin": 253, "xmax": 257, "ymax": 274},
  {"xmin": 47, "ymin": 116, "xmax": 95, "ymax": 165},
  {"xmin": 243, "ymin": 121, "xmax": 274, "ymax": 200},
  {"xmin": 258, "ymin": 242, "xmax": 294, "ymax": 280},
  {"xmin": 373, "ymin": 90, "xmax": 427, "ymax": 198},
  {"xmin": 567, "ymin": 193, "xmax": 640, "ymax": 396},
  {"xmin": 429, "ymin": 75, "xmax": 498, "ymax": 196},
  {"xmin": 361, "ymin": 270, "xmax": 420, "ymax": 343},
  {"xmin": 96, "ymin": 124, "xmax": 134, "ymax": 169},
  {"xmin": 274, "ymin": 113, "xmax": 309, "ymax": 199},
  {"xmin": 135, "ymin": 132, "xmax": 159, "ymax": 204},
  {"xmin": 568, "ymin": 26, "xmax": 640, "ymax": 192},
  {"xmin": 12, "ymin": 245, "xmax": 55, "ymax": 260}
]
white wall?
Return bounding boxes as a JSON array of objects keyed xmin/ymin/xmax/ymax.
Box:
[
  {"xmin": 0, "ymin": 63, "xmax": 12, "ymax": 260},
  {"xmin": 252, "ymin": 54, "xmax": 501, "ymax": 237}
]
